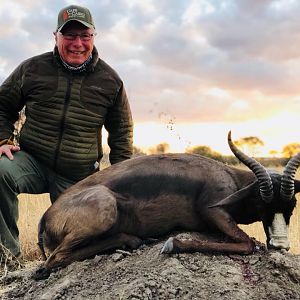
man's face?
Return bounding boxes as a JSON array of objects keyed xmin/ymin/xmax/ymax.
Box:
[{"xmin": 55, "ymin": 21, "xmax": 95, "ymax": 66}]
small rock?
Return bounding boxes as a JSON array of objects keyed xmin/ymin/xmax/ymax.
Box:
[
  {"xmin": 93, "ymin": 255, "xmax": 102, "ymax": 264},
  {"xmin": 116, "ymin": 249, "xmax": 132, "ymax": 256},
  {"xmin": 111, "ymin": 253, "xmax": 124, "ymax": 262}
]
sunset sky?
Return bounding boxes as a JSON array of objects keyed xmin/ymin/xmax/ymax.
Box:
[{"xmin": 1, "ymin": 0, "xmax": 300, "ymax": 156}]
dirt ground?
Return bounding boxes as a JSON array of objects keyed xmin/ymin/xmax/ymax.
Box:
[{"xmin": 1, "ymin": 233, "xmax": 300, "ymax": 300}]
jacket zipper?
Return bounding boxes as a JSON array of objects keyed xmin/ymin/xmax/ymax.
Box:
[{"xmin": 53, "ymin": 75, "xmax": 73, "ymax": 171}]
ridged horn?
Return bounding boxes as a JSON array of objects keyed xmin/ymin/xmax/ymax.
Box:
[
  {"xmin": 280, "ymin": 152, "xmax": 300, "ymax": 201},
  {"xmin": 228, "ymin": 131, "xmax": 273, "ymax": 203}
]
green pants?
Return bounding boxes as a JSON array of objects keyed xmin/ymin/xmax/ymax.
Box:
[{"xmin": 0, "ymin": 150, "xmax": 76, "ymax": 256}]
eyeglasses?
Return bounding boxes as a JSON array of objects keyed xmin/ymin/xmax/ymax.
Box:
[{"xmin": 58, "ymin": 32, "xmax": 97, "ymax": 41}]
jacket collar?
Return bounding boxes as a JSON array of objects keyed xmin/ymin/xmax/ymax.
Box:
[{"xmin": 53, "ymin": 46, "xmax": 99, "ymax": 73}]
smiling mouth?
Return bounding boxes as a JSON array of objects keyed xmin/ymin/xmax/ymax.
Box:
[{"xmin": 69, "ymin": 50, "xmax": 85, "ymax": 55}]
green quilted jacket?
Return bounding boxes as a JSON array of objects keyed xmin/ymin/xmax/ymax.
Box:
[{"xmin": 0, "ymin": 47, "xmax": 133, "ymax": 181}]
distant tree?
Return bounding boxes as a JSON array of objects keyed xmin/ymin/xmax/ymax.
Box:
[
  {"xmin": 149, "ymin": 143, "xmax": 170, "ymax": 154},
  {"xmin": 282, "ymin": 143, "xmax": 300, "ymax": 158},
  {"xmin": 269, "ymin": 149, "xmax": 279, "ymax": 157},
  {"xmin": 186, "ymin": 145, "xmax": 223, "ymax": 160},
  {"xmin": 186, "ymin": 145, "xmax": 238, "ymax": 164},
  {"xmin": 133, "ymin": 146, "xmax": 146, "ymax": 156},
  {"xmin": 234, "ymin": 136, "xmax": 264, "ymax": 156}
]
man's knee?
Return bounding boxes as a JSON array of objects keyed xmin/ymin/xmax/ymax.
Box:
[
  {"xmin": 0, "ymin": 151, "xmax": 32, "ymax": 193},
  {"xmin": 0, "ymin": 151, "xmax": 48, "ymax": 195},
  {"xmin": 0, "ymin": 155, "xmax": 18, "ymax": 179}
]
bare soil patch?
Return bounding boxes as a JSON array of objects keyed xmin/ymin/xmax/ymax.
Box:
[{"xmin": 1, "ymin": 233, "xmax": 300, "ymax": 300}]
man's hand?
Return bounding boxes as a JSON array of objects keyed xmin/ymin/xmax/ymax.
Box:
[{"xmin": 0, "ymin": 144, "xmax": 20, "ymax": 160}]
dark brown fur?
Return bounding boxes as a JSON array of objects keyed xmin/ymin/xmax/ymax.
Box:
[{"xmin": 35, "ymin": 153, "xmax": 300, "ymax": 280}]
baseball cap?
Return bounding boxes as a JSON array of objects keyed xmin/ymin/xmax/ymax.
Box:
[{"xmin": 56, "ymin": 5, "xmax": 95, "ymax": 32}]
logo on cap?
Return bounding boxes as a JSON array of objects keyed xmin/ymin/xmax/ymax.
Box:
[
  {"xmin": 63, "ymin": 8, "xmax": 86, "ymax": 21},
  {"xmin": 57, "ymin": 5, "xmax": 95, "ymax": 32}
]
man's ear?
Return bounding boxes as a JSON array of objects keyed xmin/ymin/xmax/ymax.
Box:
[{"xmin": 53, "ymin": 32, "xmax": 58, "ymax": 42}]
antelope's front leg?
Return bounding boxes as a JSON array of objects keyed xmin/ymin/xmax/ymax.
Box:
[{"xmin": 161, "ymin": 207, "xmax": 256, "ymax": 255}]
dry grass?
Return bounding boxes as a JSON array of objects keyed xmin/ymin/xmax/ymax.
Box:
[
  {"xmin": 18, "ymin": 193, "xmax": 51, "ymax": 261},
  {"xmin": 17, "ymin": 167, "xmax": 300, "ymax": 261},
  {"xmin": 0, "ymin": 244, "xmax": 24, "ymax": 278}
]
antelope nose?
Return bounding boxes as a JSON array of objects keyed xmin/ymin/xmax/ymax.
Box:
[
  {"xmin": 268, "ymin": 213, "xmax": 290, "ymax": 250},
  {"xmin": 269, "ymin": 237, "xmax": 290, "ymax": 250}
]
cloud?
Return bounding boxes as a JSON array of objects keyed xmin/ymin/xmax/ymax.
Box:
[{"xmin": 1, "ymin": 0, "xmax": 300, "ymax": 127}]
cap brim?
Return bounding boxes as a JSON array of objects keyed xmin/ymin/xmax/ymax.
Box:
[{"xmin": 57, "ymin": 19, "xmax": 95, "ymax": 32}]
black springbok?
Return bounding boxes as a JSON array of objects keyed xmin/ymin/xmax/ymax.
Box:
[{"xmin": 35, "ymin": 131, "xmax": 300, "ymax": 279}]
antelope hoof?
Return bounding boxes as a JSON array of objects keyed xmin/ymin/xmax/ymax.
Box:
[{"xmin": 161, "ymin": 237, "xmax": 174, "ymax": 254}]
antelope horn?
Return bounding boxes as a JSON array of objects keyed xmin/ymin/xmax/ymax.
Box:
[
  {"xmin": 280, "ymin": 152, "xmax": 300, "ymax": 201},
  {"xmin": 228, "ymin": 131, "xmax": 273, "ymax": 203}
]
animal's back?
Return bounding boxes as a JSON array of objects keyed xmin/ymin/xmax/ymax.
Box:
[{"xmin": 71, "ymin": 153, "xmax": 249, "ymax": 197}]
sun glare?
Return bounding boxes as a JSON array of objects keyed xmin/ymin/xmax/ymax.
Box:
[{"xmin": 128, "ymin": 111, "xmax": 300, "ymax": 157}]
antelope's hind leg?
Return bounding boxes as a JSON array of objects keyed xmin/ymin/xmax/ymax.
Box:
[
  {"xmin": 34, "ymin": 232, "xmax": 145, "ymax": 280},
  {"xmin": 34, "ymin": 185, "xmax": 120, "ymax": 280},
  {"xmin": 34, "ymin": 234, "xmax": 79, "ymax": 280}
]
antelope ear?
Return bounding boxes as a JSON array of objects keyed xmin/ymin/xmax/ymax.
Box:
[{"xmin": 208, "ymin": 181, "xmax": 258, "ymax": 208}]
